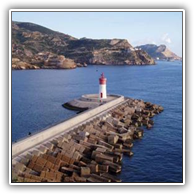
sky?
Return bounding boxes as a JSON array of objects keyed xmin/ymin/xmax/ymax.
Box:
[{"xmin": 12, "ymin": 11, "xmax": 183, "ymax": 56}]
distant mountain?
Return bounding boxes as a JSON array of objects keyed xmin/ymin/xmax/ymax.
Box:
[
  {"xmin": 135, "ymin": 44, "xmax": 181, "ymax": 61},
  {"xmin": 12, "ymin": 21, "xmax": 155, "ymax": 69}
]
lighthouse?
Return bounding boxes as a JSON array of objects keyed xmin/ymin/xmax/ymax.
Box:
[{"xmin": 99, "ymin": 73, "xmax": 107, "ymax": 100}]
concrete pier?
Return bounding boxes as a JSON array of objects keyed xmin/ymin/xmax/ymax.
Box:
[
  {"xmin": 12, "ymin": 94, "xmax": 124, "ymax": 157},
  {"xmin": 12, "ymin": 94, "xmax": 164, "ymax": 183}
]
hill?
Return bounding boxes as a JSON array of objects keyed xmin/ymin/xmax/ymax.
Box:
[
  {"xmin": 135, "ymin": 44, "xmax": 181, "ymax": 61},
  {"xmin": 12, "ymin": 21, "xmax": 155, "ymax": 69}
]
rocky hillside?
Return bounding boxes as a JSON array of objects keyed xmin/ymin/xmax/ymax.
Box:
[
  {"xmin": 63, "ymin": 38, "xmax": 155, "ymax": 65},
  {"xmin": 12, "ymin": 21, "xmax": 155, "ymax": 70},
  {"xmin": 135, "ymin": 44, "xmax": 181, "ymax": 61}
]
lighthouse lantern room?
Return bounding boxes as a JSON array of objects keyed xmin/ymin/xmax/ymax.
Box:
[{"xmin": 99, "ymin": 73, "xmax": 107, "ymax": 100}]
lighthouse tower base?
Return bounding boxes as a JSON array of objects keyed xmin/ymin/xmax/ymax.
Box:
[{"xmin": 99, "ymin": 84, "xmax": 107, "ymax": 100}]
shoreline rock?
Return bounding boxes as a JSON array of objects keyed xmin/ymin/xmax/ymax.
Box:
[
  {"xmin": 12, "ymin": 58, "xmax": 40, "ymax": 70},
  {"xmin": 12, "ymin": 53, "xmax": 78, "ymax": 70}
]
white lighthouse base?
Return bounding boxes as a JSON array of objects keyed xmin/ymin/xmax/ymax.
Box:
[{"xmin": 99, "ymin": 84, "xmax": 107, "ymax": 100}]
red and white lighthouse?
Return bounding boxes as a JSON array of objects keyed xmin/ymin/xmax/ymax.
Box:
[{"xmin": 99, "ymin": 73, "xmax": 107, "ymax": 100}]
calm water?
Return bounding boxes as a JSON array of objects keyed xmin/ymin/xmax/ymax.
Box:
[{"xmin": 12, "ymin": 61, "xmax": 183, "ymax": 183}]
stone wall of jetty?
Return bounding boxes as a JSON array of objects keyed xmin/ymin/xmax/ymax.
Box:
[{"xmin": 12, "ymin": 98, "xmax": 163, "ymax": 183}]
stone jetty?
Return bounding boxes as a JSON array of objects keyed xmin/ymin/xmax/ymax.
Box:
[{"xmin": 12, "ymin": 97, "xmax": 163, "ymax": 183}]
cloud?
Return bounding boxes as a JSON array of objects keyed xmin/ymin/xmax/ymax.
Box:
[
  {"xmin": 161, "ymin": 33, "xmax": 172, "ymax": 44},
  {"xmin": 131, "ymin": 33, "xmax": 172, "ymax": 47}
]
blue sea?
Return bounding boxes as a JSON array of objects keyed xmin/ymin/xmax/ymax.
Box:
[{"xmin": 12, "ymin": 61, "xmax": 183, "ymax": 183}]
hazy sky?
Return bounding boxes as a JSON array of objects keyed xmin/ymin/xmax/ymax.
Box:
[{"xmin": 12, "ymin": 11, "xmax": 183, "ymax": 56}]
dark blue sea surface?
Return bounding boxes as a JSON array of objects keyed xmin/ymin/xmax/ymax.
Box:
[{"xmin": 12, "ymin": 61, "xmax": 183, "ymax": 183}]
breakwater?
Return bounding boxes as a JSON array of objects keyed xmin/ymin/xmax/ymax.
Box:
[{"xmin": 12, "ymin": 97, "xmax": 163, "ymax": 183}]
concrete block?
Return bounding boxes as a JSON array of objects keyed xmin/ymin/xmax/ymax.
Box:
[
  {"xmin": 56, "ymin": 172, "xmax": 63, "ymax": 182},
  {"xmin": 96, "ymin": 147, "xmax": 107, "ymax": 153},
  {"xmin": 14, "ymin": 162, "xmax": 26, "ymax": 172},
  {"xmin": 79, "ymin": 131, "xmax": 90, "ymax": 137},
  {"xmin": 88, "ymin": 164, "xmax": 99, "ymax": 173},
  {"xmin": 81, "ymin": 167, "xmax": 90, "ymax": 177},
  {"xmin": 33, "ymin": 163, "xmax": 43, "ymax": 173},
  {"xmin": 47, "ymin": 155, "xmax": 57, "ymax": 164},
  {"xmin": 61, "ymin": 155, "xmax": 71, "ymax": 164},
  {"xmin": 27, "ymin": 161, "xmax": 35, "ymax": 169},
  {"xmin": 108, "ymin": 135, "xmax": 119, "ymax": 145},
  {"xmin": 31, "ymin": 149, "xmax": 41, "ymax": 156},
  {"xmin": 40, "ymin": 171, "xmax": 46, "ymax": 178},
  {"xmin": 95, "ymin": 153, "xmax": 114, "ymax": 163},
  {"xmin": 38, "ymin": 145, "xmax": 48, "ymax": 154},
  {"xmin": 63, "ymin": 134, "xmax": 72, "ymax": 140},
  {"xmin": 36, "ymin": 157, "xmax": 47, "ymax": 166},
  {"xmin": 72, "ymin": 151, "xmax": 81, "ymax": 161},
  {"xmin": 74, "ymin": 176, "xmax": 87, "ymax": 182},
  {"xmin": 44, "ymin": 142, "xmax": 54, "ymax": 150},
  {"xmin": 99, "ymin": 165, "xmax": 109, "ymax": 173},
  {"xmin": 98, "ymin": 140, "xmax": 114, "ymax": 150},
  {"xmin": 72, "ymin": 135, "xmax": 88, "ymax": 142},
  {"xmin": 45, "ymin": 171, "xmax": 56, "ymax": 181},
  {"xmin": 19, "ymin": 157, "xmax": 30, "ymax": 166},
  {"xmin": 106, "ymin": 117, "xmax": 113, "ymax": 124}
]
